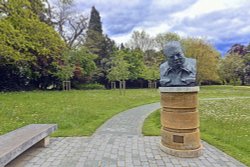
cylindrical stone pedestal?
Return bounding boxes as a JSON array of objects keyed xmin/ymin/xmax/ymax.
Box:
[{"xmin": 159, "ymin": 87, "xmax": 203, "ymax": 157}]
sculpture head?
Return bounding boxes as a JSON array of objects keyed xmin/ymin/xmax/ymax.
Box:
[{"xmin": 163, "ymin": 41, "xmax": 185, "ymax": 69}]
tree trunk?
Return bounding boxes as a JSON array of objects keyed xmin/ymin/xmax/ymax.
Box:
[
  {"xmin": 154, "ymin": 81, "xmax": 157, "ymax": 89},
  {"xmin": 123, "ymin": 80, "xmax": 126, "ymax": 95},
  {"xmin": 148, "ymin": 80, "xmax": 151, "ymax": 88},
  {"xmin": 62, "ymin": 81, "xmax": 71, "ymax": 91},
  {"xmin": 111, "ymin": 81, "xmax": 116, "ymax": 89},
  {"xmin": 119, "ymin": 80, "xmax": 126, "ymax": 95}
]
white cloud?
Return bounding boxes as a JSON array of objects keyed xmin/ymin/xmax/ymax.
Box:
[
  {"xmin": 172, "ymin": 0, "xmax": 249, "ymax": 19},
  {"xmin": 111, "ymin": 33, "xmax": 131, "ymax": 46},
  {"xmin": 60, "ymin": 0, "xmax": 250, "ymax": 54}
]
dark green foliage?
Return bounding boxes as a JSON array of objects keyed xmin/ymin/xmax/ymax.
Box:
[
  {"xmin": 220, "ymin": 44, "xmax": 250, "ymax": 85},
  {"xmin": 84, "ymin": 7, "xmax": 117, "ymax": 86},
  {"xmin": 54, "ymin": 47, "xmax": 97, "ymax": 85},
  {"xmin": 28, "ymin": 0, "xmax": 51, "ymax": 24},
  {"xmin": 74, "ymin": 83, "xmax": 105, "ymax": 90},
  {"xmin": 0, "ymin": 0, "xmax": 66, "ymax": 90},
  {"xmin": 85, "ymin": 6, "xmax": 105, "ymax": 65},
  {"xmin": 88, "ymin": 6, "xmax": 102, "ymax": 33}
]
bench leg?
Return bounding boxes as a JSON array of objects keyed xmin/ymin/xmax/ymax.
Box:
[{"xmin": 36, "ymin": 136, "xmax": 50, "ymax": 147}]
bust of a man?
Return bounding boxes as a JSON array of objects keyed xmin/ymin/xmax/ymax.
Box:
[{"xmin": 160, "ymin": 41, "xmax": 196, "ymax": 87}]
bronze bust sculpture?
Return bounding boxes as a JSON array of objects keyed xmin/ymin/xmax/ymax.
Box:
[{"xmin": 160, "ymin": 41, "xmax": 196, "ymax": 87}]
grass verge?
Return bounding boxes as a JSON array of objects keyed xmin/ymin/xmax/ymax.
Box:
[
  {"xmin": 142, "ymin": 86, "xmax": 250, "ymax": 166},
  {"xmin": 0, "ymin": 89, "xmax": 159, "ymax": 136}
]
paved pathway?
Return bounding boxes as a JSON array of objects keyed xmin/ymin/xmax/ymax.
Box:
[{"xmin": 7, "ymin": 103, "xmax": 246, "ymax": 167}]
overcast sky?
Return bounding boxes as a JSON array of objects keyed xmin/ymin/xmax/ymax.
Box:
[{"xmin": 71, "ymin": 0, "xmax": 250, "ymax": 55}]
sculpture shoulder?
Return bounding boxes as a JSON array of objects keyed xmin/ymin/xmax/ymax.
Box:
[
  {"xmin": 184, "ymin": 58, "xmax": 196, "ymax": 74},
  {"xmin": 186, "ymin": 58, "xmax": 196, "ymax": 64},
  {"xmin": 160, "ymin": 61, "xmax": 169, "ymax": 70},
  {"xmin": 185, "ymin": 58, "xmax": 196, "ymax": 68}
]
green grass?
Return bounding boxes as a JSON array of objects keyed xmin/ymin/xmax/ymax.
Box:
[
  {"xmin": 0, "ymin": 89, "xmax": 159, "ymax": 136},
  {"xmin": 142, "ymin": 86, "xmax": 250, "ymax": 166},
  {"xmin": 198, "ymin": 85, "xmax": 250, "ymax": 98},
  {"xmin": 1, "ymin": 86, "xmax": 249, "ymax": 165}
]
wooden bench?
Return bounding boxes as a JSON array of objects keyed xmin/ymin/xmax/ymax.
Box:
[{"xmin": 0, "ymin": 124, "xmax": 57, "ymax": 167}]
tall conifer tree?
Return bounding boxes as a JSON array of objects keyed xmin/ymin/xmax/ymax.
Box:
[
  {"xmin": 84, "ymin": 6, "xmax": 117, "ymax": 86},
  {"xmin": 84, "ymin": 6, "xmax": 105, "ymax": 66}
]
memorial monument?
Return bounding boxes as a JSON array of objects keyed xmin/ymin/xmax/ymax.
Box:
[{"xmin": 159, "ymin": 41, "xmax": 203, "ymax": 157}]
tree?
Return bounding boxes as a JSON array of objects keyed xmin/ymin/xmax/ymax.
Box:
[
  {"xmin": 181, "ymin": 38, "xmax": 220, "ymax": 84},
  {"xmin": 50, "ymin": 0, "xmax": 88, "ymax": 48},
  {"xmin": 243, "ymin": 46, "xmax": 250, "ymax": 84},
  {"xmin": 107, "ymin": 50, "xmax": 129, "ymax": 93},
  {"xmin": 224, "ymin": 43, "xmax": 250, "ymax": 85},
  {"xmin": 123, "ymin": 49, "xmax": 144, "ymax": 80},
  {"xmin": 0, "ymin": 0, "xmax": 66, "ymax": 90},
  {"xmin": 57, "ymin": 47, "xmax": 97, "ymax": 88},
  {"xmin": 84, "ymin": 6, "xmax": 105, "ymax": 65},
  {"xmin": 55, "ymin": 47, "xmax": 96, "ymax": 80},
  {"xmin": 28, "ymin": 0, "xmax": 52, "ymax": 24},
  {"xmin": 144, "ymin": 49, "xmax": 164, "ymax": 66},
  {"xmin": 84, "ymin": 6, "xmax": 117, "ymax": 86},
  {"xmin": 126, "ymin": 30, "xmax": 155, "ymax": 52},
  {"xmin": 141, "ymin": 64, "xmax": 159, "ymax": 88},
  {"xmin": 155, "ymin": 32, "xmax": 181, "ymax": 51},
  {"xmin": 227, "ymin": 44, "xmax": 247, "ymax": 56},
  {"xmin": 219, "ymin": 54, "xmax": 245, "ymax": 85}
]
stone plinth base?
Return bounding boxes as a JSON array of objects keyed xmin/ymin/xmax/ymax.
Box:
[
  {"xmin": 159, "ymin": 86, "xmax": 202, "ymax": 158},
  {"xmin": 160, "ymin": 142, "xmax": 203, "ymax": 158}
]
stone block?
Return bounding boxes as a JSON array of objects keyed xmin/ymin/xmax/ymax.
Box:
[
  {"xmin": 161, "ymin": 128, "xmax": 201, "ymax": 150},
  {"xmin": 160, "ymin": 92, "xmax": 198, "ymax": 109},
  {"xmin": 35, "ymin": 136, "xmax": 50, "ymax": 147},
  {"xmin": 0, "ymin": 124, "xmax": 57, "ymax": 167},
  {"xmin": 159, "ymin": 87, "xmax": 202, "ymax": 157},
  {"xmin": 159, "ymin": 142, "xmax": 203, "ymax": 158},
  {"xmin": 161, "ymin": 110, "xmax": 199, "ymax": 129}
]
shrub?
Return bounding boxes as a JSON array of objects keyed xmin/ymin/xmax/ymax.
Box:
[{"xmin": 75, "ymin": 83, "xmax": 105, "ymax": 90}]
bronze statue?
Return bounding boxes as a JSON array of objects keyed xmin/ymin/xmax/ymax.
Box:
[{"xmin": 160, "ymin": 41, "xmax": 196, "ymax": 86}]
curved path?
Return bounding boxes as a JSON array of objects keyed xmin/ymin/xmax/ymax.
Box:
[{"xmin": 8, "ymin": 102, "xmax": 246, "ymax": 167}]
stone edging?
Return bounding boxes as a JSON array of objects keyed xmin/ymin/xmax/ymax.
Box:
[{"xmin": 159, "ymin": 86, "xmax": 200, "ymax": 92}]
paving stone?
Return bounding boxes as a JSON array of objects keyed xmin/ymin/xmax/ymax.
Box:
[{"xmin": 6, "ymin": 102, "xmax": 247, "ymax": 167}]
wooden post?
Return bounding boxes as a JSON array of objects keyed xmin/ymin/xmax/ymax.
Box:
[
  {"xmin": 154, "ymin": 81, "xmax": 157, "ymax": 89},
  {"xmin": 123, "ymin": 80, "xmax": 126, "ymax": 95},
  {"xmin": 62, "ymin": 81, "xmax": 71, "ymax": 91},
  {"xmin": 111, "ymin": 82, "xmax": 116, "ymax": 89},
  {"xmin": 148, "ymin": 80, "xmax": 151, "ymax": 88}
]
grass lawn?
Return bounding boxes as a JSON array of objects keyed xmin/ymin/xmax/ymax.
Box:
[
  {"xmin": 142, "ymin": 85, "xmax": 250, "ymax": 166},
  {"xmin": 0, "ymin": 89, "xmax": 159, "ymax": 136}
]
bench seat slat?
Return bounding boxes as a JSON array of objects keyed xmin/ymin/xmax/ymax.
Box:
[{"xmin": 0, "ymin": 124, "xmax": 57, "ymax": 167}]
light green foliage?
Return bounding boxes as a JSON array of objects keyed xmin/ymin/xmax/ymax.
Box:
[
  {"xmin": 0, "ymin": 0, "xmax": 66, "ymax": 89},
  {"xmin": 124, "ymin": 49, "xmax": 144, "ymax": 80},
  {"xmin": 181, "ymin": 38, "xmax": 220, "ymax": 84},
  {"xmin": 54, "ymin": 47, "xmax": 97, "ymax": 81},
  {"xmin": 28, "ymin": 0, "xmax": 50, "ymax": 24},
  {"xmin": 70, "ymin": 47, "xmax": 97, "ymax": 76},
  {"xmin": 107, "ymin": 50, "xmax": 129, "ymax": 82},
  {"xmin": 155, "ymin": 32, "xmax": 181, "ymax": 51},
  {"xmin": 142, "ymin": 49, "xmax": 163, "ymax": 82},
  {"xmin": 141, "ymin": 65, "xmax": 159, "ymax": 81},
  {"xmin": 143, "ymin": 86, "xmax": 250, "ymax": 166},
  {"xmin": 144, "ymin": 49, "xmax": 164, "ymax": 66},
  {"xmin": 0, "ymin": 89, "xmax": 159, "ymax": 136}
]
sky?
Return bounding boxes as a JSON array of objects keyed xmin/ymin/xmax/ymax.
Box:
[{"xmin": 71, "ymin": 0, "xmax": 250, "ymax": 55}]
